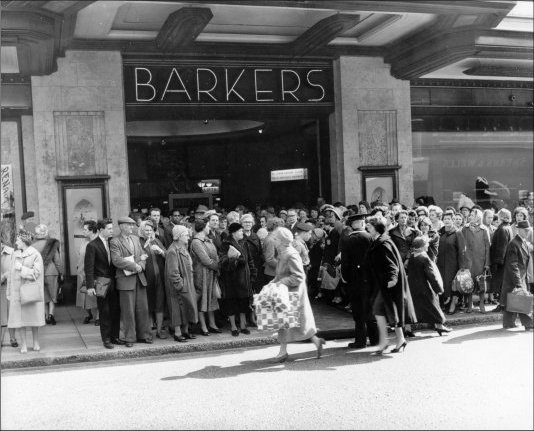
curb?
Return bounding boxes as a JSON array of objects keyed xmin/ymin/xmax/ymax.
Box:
[{"xmin": 0, "ymin": 312, "xmax": 503, "ymax": 370}]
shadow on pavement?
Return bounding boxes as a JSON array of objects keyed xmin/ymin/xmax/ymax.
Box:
[
  {"xmin": 444, "ymin": 327, "xmax": 527, "ymax": 345},
  {"xmin": 161, "ymin": 346, "xmax": 394, "ymax": 381}
]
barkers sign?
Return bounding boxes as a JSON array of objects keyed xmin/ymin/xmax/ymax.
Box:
[{"xmin": 123, "ymin": 60, "xmax": 333, "ymax": 107}]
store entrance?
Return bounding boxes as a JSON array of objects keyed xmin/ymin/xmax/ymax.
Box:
[{"xmin": 127, "ymin": 117, "xmax": 330, "ymax": 214}]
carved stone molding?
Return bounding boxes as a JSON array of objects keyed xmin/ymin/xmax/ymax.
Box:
[
  {"xmin": 53, "ymin": 111, "xmax": 107, "ymax": 176},
  {"xmin": 290, "ymin": 13, "xmax": 360, "ymax": 58},
  {"xmin": 156, "ymin": 7, "xmax": 213, "ymax": 51},
  {"xmin": 358, "ymin": 110, "xmax": 398, "ymax": 166}
]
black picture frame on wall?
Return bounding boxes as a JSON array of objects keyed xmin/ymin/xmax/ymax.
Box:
[{"xmin": 358, "ymin": 166, "xmax": 400, "ymax": 207}]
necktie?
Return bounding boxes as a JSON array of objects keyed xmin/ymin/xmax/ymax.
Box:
[{"xmin": 102, "ymin": 238, "xmax": 110, "ymax": 263}]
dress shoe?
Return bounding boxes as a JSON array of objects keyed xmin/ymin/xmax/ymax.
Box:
[
  {"xmin": 208, "ymin": 326, "xmax": 222, "ymax": 334},
  {"xmin": 391, "ymin": 341, "xmax": 408, "ymax": 353},
  {"xmin": 231, "ymin": 329, "xmax": 239, "ymax": 337},
  {"xmin": 143, "ymin": 339, "xmax": 153, "ymax": 344},
  {"xmin": 94, "ymin": 319, "xmax": 100, "ymax": 326},
  {"xmin": 347, "ymin": 342, "xmax": 366, "ymax": 349},
  {"xmin": 403, "ymin": 329, "xmax": 416, "ymax": 338},
  {"xmin": 270, "ymin": 353, "xmax": 289, "ymax": 363},
  {"xmin": 125, "ymin": 342, "xmax": 134, "ymax": 348},
  {"xmin": 183, "ymin": 333, "xmax": 196, "ymax": 340},
  {"xmin": 200, "ymin": 329, "xmax": 210, "ymax": 336},
  {"xmin": 173, "ymin": 335, "xmax": 187, "ymax": 342},
  {"xmin": 435, "ymin": 326, "xmax": 453, "ymax": 336},
  {"xmin": 9, "ymin": 338, "xmax": 18, "ymax": 348},
  {"xmin": 503, "ymin": 324, "xmax": 517, "ymax": 329},
  {"xmin": 156, "ymin": 331, "xmax": 168, "ymax": 339},
  {"xmin": 112, "ymin": 338, "xmax": 126, "ymax": 345},
  {"xmin": 49, "ymin": 315, "xmax": 57, "ymax": 325},
  {"xmin": 83, "ymin": 315, "xmax": 92, "ymax": 324},
  {"xmin": 371, "ymin": 344, "xmax": 390, "ymax": 356},
  {"xmin": 240, "ymin": 328, "xmax": 250, "ymax": 335},
  {"xmin": 103, "ymin": 341, "xmax": 114, "ymax": 349}
]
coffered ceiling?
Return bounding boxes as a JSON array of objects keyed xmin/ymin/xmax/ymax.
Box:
[{"xmin": 1, "ymin": 0, "xmax": 532, "ymax": 81}]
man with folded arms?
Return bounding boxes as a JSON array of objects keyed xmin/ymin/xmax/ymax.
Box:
[
  {"xmin": 110, "ymin": 216, "xmax": 152, "ymax": 346},
  {"xmin": 84, "ymin": 219, "xmax": 120, "ymax": 349}
]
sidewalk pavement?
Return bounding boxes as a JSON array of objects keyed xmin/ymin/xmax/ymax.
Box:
[{"xmin": 0, "ymin": 301, "xmax": 503, "ymax": 370}]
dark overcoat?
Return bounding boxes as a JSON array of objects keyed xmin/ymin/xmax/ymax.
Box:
[
  {"xmin": 219, "ymin": 237, "xmax": 256, "ymax": 299},
  {"xmin": 389, "ymin": 225, "xmax": 419, "ymax": 262},
  {"xmin": 366, "ymin": 234, "xmax": 417, "ymax": 327},
  {"xmin": 244, "ymin": 232, "xmax": 264, "ymax": 293},
  {"xmin": 462, "ymin": 224, "xmax": 491, "ymax": 278},
  {"xmin": 436, "ymin": 227, "xmax": 466, "ymax": 298},
  {"xmin": 500, "ymin": 235, "xmax": 531, "ymax": 307},
  {"xmin": 340, "ymin": 229, "xmax": 373, "ymax": 295},
  {"xmin": 490, "ymin": 222, "xmax": 514, "ymax": 294},
  {"xmin": 426, "ymin": 230, "xmax": 440, "ymax": 262},
  {"xmin": 408, "ymin": 253, "xmax": 445, "ymax": 324}
]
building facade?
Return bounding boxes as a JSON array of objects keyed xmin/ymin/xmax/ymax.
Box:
[{"xmin": 1, "ymin": 1, "xmax": 532, "ymax": 281}]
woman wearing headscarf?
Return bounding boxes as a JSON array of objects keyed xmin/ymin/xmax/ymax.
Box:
[
  {"xmin": 139, "ymin": 220, "xmax": 167, "ymax": 338},
  {"xmin": 6, "ymin": 230, "xmax": 45, "ymax": 353},
  {"xmin": 190, "ymin": 219, "xmax": 221, "ymax": 336},
  {"xmin": 408, "ymin": 236, "xmax": 451, "ymax": 335},
  {"xmin": 164, "ymin": 225, "xmax": 198, "ymax": 342},
  {"xmin": 219, "ymin": 223, "xmax": 256, "ymax": 336},
  {"xmin": 437, "ymin": 211, "xmax": 466, "ymax": 313},
  {"xmin": 270, "ymin": 227, "xmax": 325, "ymax": 363},
  {"xmin": 462, "ymin": 208, "xmax": 491, "ymax": 313},
  {"xmin": 365, "ymin": 215, "xmax": 417, "ymax": 354}
]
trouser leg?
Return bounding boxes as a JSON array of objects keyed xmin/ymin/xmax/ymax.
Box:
[
  {"xmin": 119, "ymin": 290, "xmax": 136, "ymax": 342},
  {"xmin": 135, "ymin": 282, "xmax": 152, "ymax": 341},
  {"xmin": 97, "ymin": 295, "xmax": 111, "ymax": 343}
]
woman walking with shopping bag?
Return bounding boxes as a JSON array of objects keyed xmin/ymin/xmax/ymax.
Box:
[{"xmin": 269, "ymin": 227, "xmax": 325, "ymax": 363}]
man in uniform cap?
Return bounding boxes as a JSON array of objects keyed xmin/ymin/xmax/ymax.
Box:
[
  {"xmin": 110, "ymin": 216, "xmax": 152, "ymax": 346},
  {"xmin": 340, "ymin": 213, "xmax": 379, "ymax": 348},
  {"xmin": 500, "ymin": 220, "xmax": 533, "ymax": 330}
]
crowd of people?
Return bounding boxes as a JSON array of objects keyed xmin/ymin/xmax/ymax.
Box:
[{"xmin": 1, "ymin": 196, "xmax": 532, "ymax": 356}]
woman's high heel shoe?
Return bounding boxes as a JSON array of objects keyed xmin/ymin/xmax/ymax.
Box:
[
  {"xmin": 435, "ymin": 326, "xmax": 453, "ymax": 336},
  {"xmin": 371, "ymin": 344, "xmax": 390, "ymax": 355},
  {"xmin": 391, "ymin": 341, "xmax": 407, "ymax": 353},
  {"xmin": 271, "ymin": 353, "xmax": 289, "ymax": 363}
]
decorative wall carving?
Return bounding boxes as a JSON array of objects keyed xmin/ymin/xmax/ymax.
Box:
[
  {"xmin": 358, "ymin": 110, "xmax": 398, "ymax": 166},
  {"xmin": 53, "ymin": 111, "xmax": 107, "ymax": 176}
]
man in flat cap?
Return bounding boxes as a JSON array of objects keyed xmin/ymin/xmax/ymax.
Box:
[
  {"xmin": 340, "ymin": 213, "xmax": 379, "ymax": 348},
  {"xmin": 500, "ymin": 220, "xmax": 533, "ymax": 330},
  {"xmin": 110, "ymin": 216, "xmax": 152, "ymax": 346}
]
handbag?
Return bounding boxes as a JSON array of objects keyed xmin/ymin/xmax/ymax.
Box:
[
  {"xmin": 506, "ymin": 289, "xmax": 533, "ymax": 315},
  {"xmin": 57, "ymin": 280, "xmax": 65, "ymax": 304},
  {"xmin": 475, "ymin": 270, "xmax": 491, "ymax": 295},
  {"xmin": 79, "ymin": 279, "xmax": 88, "ymax": 294},
  {"xmin": 20, "ymin": 281, "xmax": 43, "ymax": 305},
  {"xmin": 454, "ymin": 269, "xmax": 474, "ymax": 295},
  {"xmin": 320, "ymin": 264, "xmax": 340, "ymax": 291},
  {"xmin": 94, "ymin": 277, "xmax": 112, "ymax": 298}
]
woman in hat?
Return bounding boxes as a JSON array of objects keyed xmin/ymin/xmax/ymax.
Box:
[
  {"xmin": 365, "ymin": 215, "xmax": 417, "ymax": 354},
  {"xmin": 32, "ymin": 224, "xmax": 63, "ymax": 325},
  {"xmin": 164, "ymin": 225, "xmax": 198, "ymax": 342},
  {"xmin": 219, "ymin": 223, "xmax": 256, "ymax": 336},
  {"xmin": 190, "ymin": 219, "xmax": 221, "ymax": 336},
  {"xmin": 6, "ymin": 230, "xmax": 45, "ymax": 353},
  {"xmin": 408, "ymin": 236, "xmax": 452, "ymax": 335},
  {"xmin": 462, "ymin": 208, "xmax": 491, "ymax": 313},
  {"xmin": 270, "ymin": 227, "xmax": 325, "ymax": 362},
  {"xmin": 139, "ymin": 220, "xmax": 167, "ymax": 338}
]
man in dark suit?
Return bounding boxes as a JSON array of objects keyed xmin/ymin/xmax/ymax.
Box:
[
  {"xmin": 286, "ymin": 209, "xmax": 299, "ymax": 234},
  {"xmin": 500, "ymin": 220, "xmax": 533, "ymax": 330},
  {"xmin": 340, "ymin": 213, "xmax": 379, "ymax": 348},
  {"xmin": 84, "ymin": 218, "xmax": 120, "ymax": 349},
  {"xmin": 110, "ymin": 216, "xmax": 153, "ymax": 346}
]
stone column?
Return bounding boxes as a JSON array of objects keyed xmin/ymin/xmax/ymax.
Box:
[{"xmin": 329, "ymin": 56, "xmax": 414, "ymax": 206}]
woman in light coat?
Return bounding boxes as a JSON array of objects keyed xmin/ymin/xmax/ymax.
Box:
[
  {"xmin": 6, "ymin": 230, "xmax": 45, "ymax": 353},
  {"xmin": 270, "ymin": 227, "xmax": 325, "ymax": 363},
  {"xmin": 165, "ymin": 225, "xmax": 198, "ymax": 342},
  {"xmin": 190, "ymin": 219, "xmax": 221, "ymax": 336},
  {"xmin": 75, "ymin": 220, "xmax": 99, "ymax": 325},
  {"xmin": 462, "ymin": 208, "xmax": 491, "ymax": 313}
]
